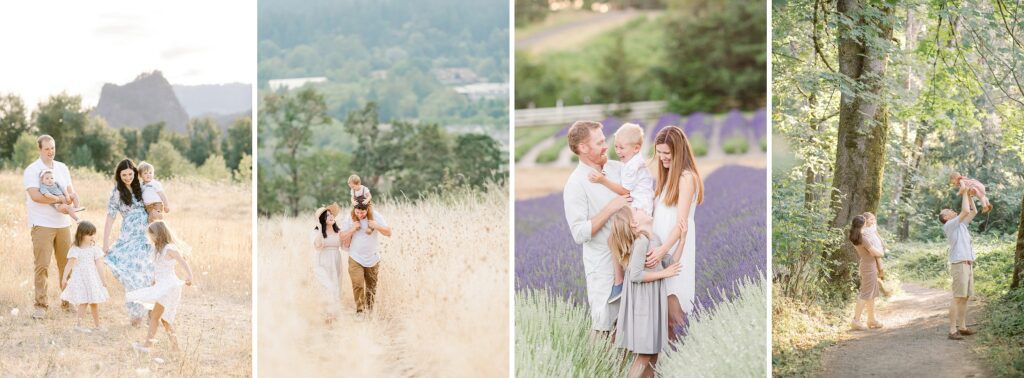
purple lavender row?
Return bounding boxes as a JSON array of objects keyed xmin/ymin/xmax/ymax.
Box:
[
  {"xmin": 691, "ymin": 165, "xmax": 767, "ymax": 314},
  {"xmin": 514, "ymin": 193, "xmax": 588, "ymax": 304},
  {"xmin": 554, "ymin": 108, "xmax": 767, "ymax": 142},
  {"xmin": 720, "ymin": 109, "xmax": 751, "ymax": 140},
  {"xmin": 751, "ymin": 108, "xmax": 767, "ymax": 139},
  {"xmin": 514, "ymin": 165, "xmax": 767, "ymax": 315}
]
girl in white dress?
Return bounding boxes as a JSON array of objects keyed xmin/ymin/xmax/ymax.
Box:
[
  {"xmin": 128, "ymin": 221, "xmax": 194, "ymax": 353},
  {"xmin": 650, "ymin": 126, "xmax": 704, "ymax": 341},
  {"xmin": 60, "ymin": 221, "xmax": 110, "ymax": 332}
]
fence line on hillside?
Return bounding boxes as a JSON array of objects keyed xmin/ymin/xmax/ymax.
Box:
[{"xmin": 515, "ymin": 101, "xmax": 667, "ymax": 127}]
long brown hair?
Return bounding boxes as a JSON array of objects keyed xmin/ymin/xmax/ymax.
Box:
[
  {"xmin": 849, "ymin": 215, "xmax": 865, "ymax": 246},
  {"xmin": 608, "ymin": 208, "xmax": 650, "ymax": 268},
  {"xmin": 113, "ymin": 159, "xmax": 143, "ymax": 206},
  {"xmin": 654, "ymin": 126, "xmax": 704, "ymax": 206}
]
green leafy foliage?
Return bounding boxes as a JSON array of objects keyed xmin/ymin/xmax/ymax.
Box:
[
  {"xmin": 0, "ymin": 93, "xmax": 30, "ymax": 161},
  {"xmin": 257, "ymin": 0, "xmax": 508, "ymax": 129}
]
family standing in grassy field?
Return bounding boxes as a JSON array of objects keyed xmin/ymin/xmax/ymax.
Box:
[
  {"xmin": 312, "ymin": 174, "xmax": 392, "ymax": 322},
  {"xmin": 23, "ymin": 134, "xmax": 195, "ymax": 353},
  {"xmin": 563, "ymin": 120, "xmax": 705, "ymax": 376}
]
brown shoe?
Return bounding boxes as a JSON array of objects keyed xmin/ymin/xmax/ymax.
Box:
[
  {"xmin": 957, "ymin": 328, "xmax": 976, "ymax": 336},
  {"xmin": 948, "ymin": 332, "xmax": 964, "ymax": 340}
]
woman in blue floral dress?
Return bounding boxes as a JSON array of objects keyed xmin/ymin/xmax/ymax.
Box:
[{"xmin": 102, "ymin": 159, "xmax": 154, "ymax": 326}]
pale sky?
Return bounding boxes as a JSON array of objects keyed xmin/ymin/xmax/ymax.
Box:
[{"xmin": 0, "ymin": 0, "xmax": 254, "ymax": 109}]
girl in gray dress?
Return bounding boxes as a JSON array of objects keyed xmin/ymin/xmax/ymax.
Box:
[{"xmin": 609, "ymin": 208, "xmax": 682, "ymax": 378}]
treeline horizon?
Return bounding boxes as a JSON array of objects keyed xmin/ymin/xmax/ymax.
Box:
[
  {"xmin": 257, "ymin": 87, "xmax": 507, "ymax": 217},
  {"xmin": 0, "ymin": 92, "xmax": 252, "ymax": 183}
]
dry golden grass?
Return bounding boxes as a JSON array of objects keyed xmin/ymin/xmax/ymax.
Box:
[
  {"xmin": 0, "ymin": 169, "xmax": 252, "ymax": 377},
  {"xmin": 257, "ymin": 187, "xmax": 509, "ymax": 377}
]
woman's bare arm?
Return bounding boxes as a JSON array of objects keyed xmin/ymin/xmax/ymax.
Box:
[
  {"xmin": 103, "ymin": 213, "xmax": 115, "ymax": 253},
  {"xmin": 646, "ymin": 172, "xmax": 696, "ymax": 267}
]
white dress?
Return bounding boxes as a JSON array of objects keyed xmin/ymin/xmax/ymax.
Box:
[
  {"xmin": 126, "ymin": 244, "xmax": 185, "ymax": 323},
  {"xmin": 652, "ymin": 180, "xmax": 697, "ymax": 314},
  {"xmin": 60, "ymin": 246, "xmax": 110, "ymax": 305},
  {"xmin": 312, "ymin": 229, "xmax": 343, "ymax": 315}
]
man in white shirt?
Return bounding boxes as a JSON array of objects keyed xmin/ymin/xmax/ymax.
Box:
[
  {"xmin": 340, "ymin": 199, "xmax": 392, "ymax": 314},
  {"xmin": 23, "ymin": 135, "xmax": 78, "ymax": 319},
  {"xmin": 562, "ymin": 120, "xmax": 631, "ymax": 332},
  {"xmin": 940, "ymin": 191, "xmax": 979, "ymax": 340}
]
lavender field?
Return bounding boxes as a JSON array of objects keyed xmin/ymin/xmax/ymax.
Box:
[
  {"xmin": 515, "ymin": 165, "xmax": 767, "ymax": 313},
  {"xmin": 538, "ymin": 108, "xmax": 768, "ymax": 159},
  {"xmin": 515, "ymin": 165, "xmax": 767, "ymax": 376}
]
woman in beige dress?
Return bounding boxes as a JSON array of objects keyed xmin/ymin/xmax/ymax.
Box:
[
  {"xmin": 312, "ymin": 204, "xmax": 343, "ymax": 323},
  {"xmin": 849, "ymin": 215, "xmax": 884, "ymax": 330}
]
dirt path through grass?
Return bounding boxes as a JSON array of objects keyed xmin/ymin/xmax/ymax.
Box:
[{"xmin": 817, "ymin": 283, "xmax": 989, "ymax": 377}]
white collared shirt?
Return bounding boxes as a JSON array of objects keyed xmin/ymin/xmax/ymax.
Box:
[{"xmin": 563, "ymin": 159, "xmax": 623, "ymax": 331}]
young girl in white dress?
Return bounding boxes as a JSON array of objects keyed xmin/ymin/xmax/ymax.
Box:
[
  {"xmin": 127, "ymin": 221, "xmax": 194, "ymax": 353},
  {"xmin": 60, "ymin": 221, "xmax": 109, "ymax": 332}
]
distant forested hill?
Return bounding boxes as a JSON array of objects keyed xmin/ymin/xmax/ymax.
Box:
[{"xmin": 257, "ymin": 0, "xmax": 509, "ymax": 129}]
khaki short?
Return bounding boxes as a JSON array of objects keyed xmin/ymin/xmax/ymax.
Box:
[
  {"xmin": 951, "ymin": 262, "xmax": 974, "ymax": 298},
  {"xmin": 145, "ymin": 202, "xmax": 164, "ymax": 222}
]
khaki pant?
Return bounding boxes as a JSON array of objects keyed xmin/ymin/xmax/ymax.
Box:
[
  {"xmin": 348, "ymin": 257, "xmax": 379, "ymax": 312},
  {"xmin": 145, "ymin": 202, "xmax": 164, "ymax": 222},
  {"xmin": 31, "ymin": 225, "xmax": 71, "ymax": 308}
]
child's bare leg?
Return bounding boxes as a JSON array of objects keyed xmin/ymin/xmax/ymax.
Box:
[
  {"xmin": 77, "ymin": 304, "xmax": 87, "ymax": 326},
  {"xmin": 628, "ymin": 354, "xmax": 652, "ymax": 378},
  {"xmin": 646, "ymin": 354, "xmax": 659, "ymax": 378},
  {"xmin": 866, "ymin": 298, "xmax": 877, "ymax": 324},
  {"xmin": 90, "ymin": 304, "xmax": 99, "ymax": 328},
  {"xmin": 145, "ymin": 304, "xmax": 165, "ymax": 347},
  {"xmin": 161, "ymin": 319, "xmax": 179, "ymax": 352},
  {"xmin": 64, "ymin": 204, "xmax": 80, "ymax": 221},
  {"xmin": 980, "ymin": 195, "xmax": 992, "ymax": 212}
]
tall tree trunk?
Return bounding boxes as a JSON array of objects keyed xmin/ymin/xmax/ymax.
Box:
[
  {"xmin": 889, "ymin": 6, "xmax": 920, "ymax": 230},
  {"xmin": 804, "ymin": 92, "xmax": 819, "ymax": 208},
  {"xmin": 828, "ymin": 0, "xmax": 895, "ymax": 287},
  {"xmin": 1012, "ymin": 194, "xmax": 1024, "ymax": 289}
]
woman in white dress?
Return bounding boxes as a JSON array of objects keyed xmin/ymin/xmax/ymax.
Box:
[
  {"xmin": 312, "ymin": 204, "xmax": 344, "ymax": 322},
  {"xmin": 648, "ymin": 126, "xmax": 704, "ymax": 341}
]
